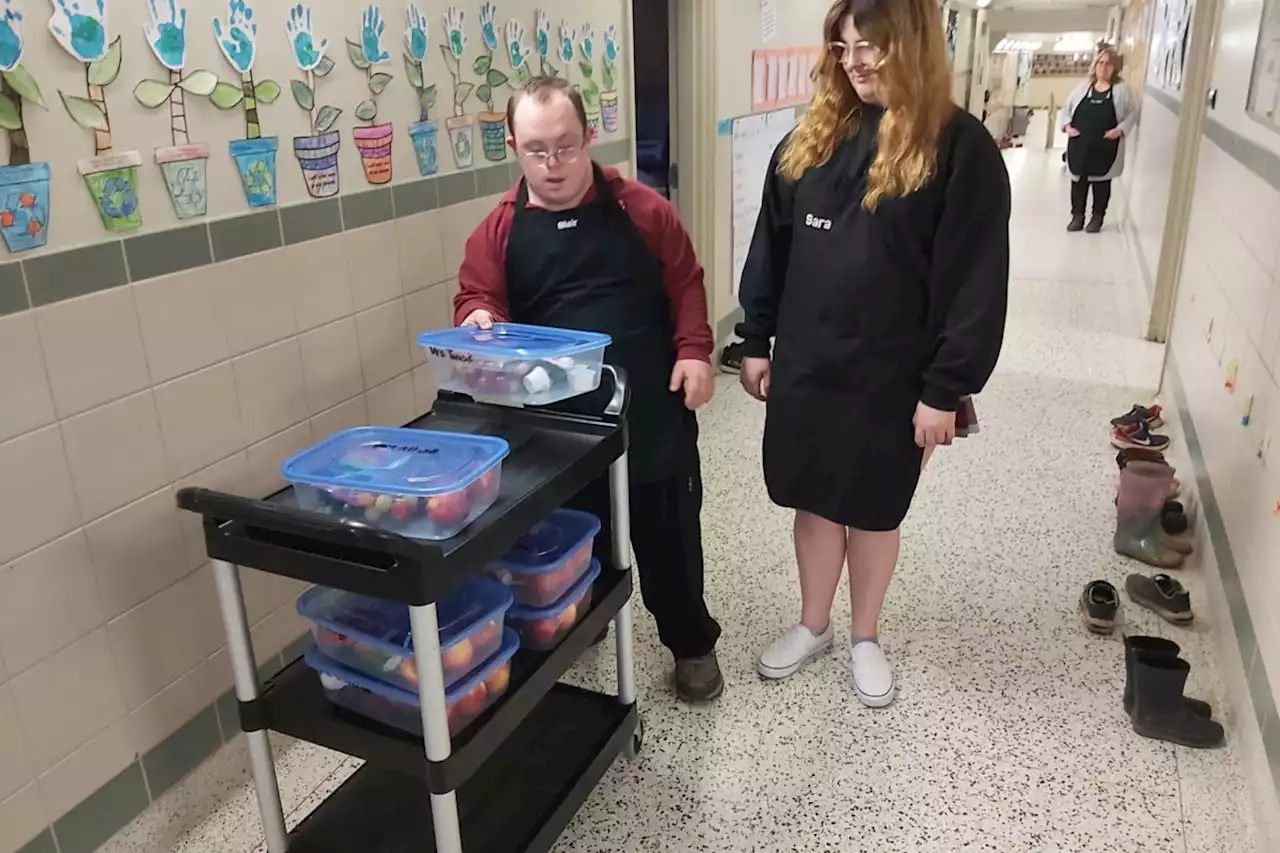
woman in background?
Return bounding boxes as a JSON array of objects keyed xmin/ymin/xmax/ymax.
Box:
[
  {"xmin": 1061, "ymin": 46, "xmax": 1137, "ymax": 233},
  {"xmin": 736, "ymin": 0, "xmax": 1010, "ymax": 707}
]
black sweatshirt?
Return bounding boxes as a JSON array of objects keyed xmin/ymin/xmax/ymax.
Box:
[{"xmin": 735, "ymin": 107, "xmax": 1010, "ymax": 412}]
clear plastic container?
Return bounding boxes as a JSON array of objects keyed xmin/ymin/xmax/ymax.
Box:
[
  {"xmin": 487, "ymin": 509, "xmax": 601, "ymax": 607},
  {"xmin": 306, "ymin": 628, "xmax": 519, "ymax": 738},
  {"xmin": 417, "ymin": 323, "xmax": 612, "ymax": 407},
  {"xmin": 507, "ymin": 559, "xmax": 600, "ymax": 651},
  {"xmin": 298, "ymin": 576, "xmax": 513, "ymax": 692},
  {"xmin": 281, "ymin": 427, "xmax": 510, "ymax": 540}
]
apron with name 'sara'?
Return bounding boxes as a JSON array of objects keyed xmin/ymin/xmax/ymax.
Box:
[
  {"xmin": 503, "ymin": 164, "xmax": 689, "ymax": 482},
  {"xmin": 1067, "ymin": 85, "xmax": 1120, "ymax": 179}
]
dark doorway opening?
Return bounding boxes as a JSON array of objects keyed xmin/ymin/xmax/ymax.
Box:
[{"xmin": 631, "ymin": 0, "xmax": 671, "ymax": 199}]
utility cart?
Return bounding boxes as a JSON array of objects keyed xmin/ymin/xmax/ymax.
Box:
[{"xmin": 176, "ymin": 369, "xmax": 640, "ymax": 853}]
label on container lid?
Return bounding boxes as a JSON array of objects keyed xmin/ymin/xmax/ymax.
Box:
[
  {"xmin": 282, "ymin": 427, "xmax": 510, "ymax": 497},
  {"xmin": 417, "ymin": 323, "xmax": 612, "ymax": 361}
]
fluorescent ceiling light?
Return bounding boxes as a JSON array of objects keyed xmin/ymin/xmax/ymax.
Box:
[
  {"xmin": 994, "ymin": 38, "xmax": 1042, "ymax": 53},
  {"xmin": 976, "ymin": 0, "xmax": 992, "ymax": 8}
]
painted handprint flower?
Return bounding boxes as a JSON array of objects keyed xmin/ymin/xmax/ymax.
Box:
[
  {"xmin": 579, "ymin": 23, "xmax": 593, "ymax": 62},
  {"xmin": 478, "ymin": 2, "xmax": 497, "ymax": 51},
  {"xmin": 286, "ymin": 3, "xmax": 328, "ymax": 71},
  {"xmin": 359, "ymin": 4, "xmax": 388, "ymax": 64},
  {"xmin": 443, "ymin": 5, "xmax": 465, "ymax": 59},
  {"xmin": 605, "ymin": 24, "xmax": 618, "ymax": 62},
  {"xmin": 47, "ymin": 0, "xmax": 108, "ymax": 63},
  {"xmin": 505, "ymin": 19, "xmax": 528, "ymax": 71},
  {"xmin": 0, "ymin": 0, "xmax": 25, "ymax": 71},
  {"xmin": 144, "ymin": 0, "xmax": 187, "ymax": 71},
  {"xmin": 557, "ymin": 20, "xmax": 573, "ymax": 65},
  {"xmin": 213, "ymin": 0, "xmax": 257, "ymax": 72},
  {"xmin": 535, "ymin": 9, "xmax": 550, "ymax": 58},
  {"xmin": 404, "ymin": 3, "xmax": 427, "ymax": 61}
]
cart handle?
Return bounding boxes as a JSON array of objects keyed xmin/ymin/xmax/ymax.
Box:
[{"xmin": 602, "ymin": 363, "xmax": 627, "ymax": 417}]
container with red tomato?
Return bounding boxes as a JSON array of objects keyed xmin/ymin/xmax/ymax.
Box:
[
  {"xmin": 282, "ymin": 427, "xmax": 509, "ymax": 541},
  {"xmin": 306, "ymin": 628, "xmax": 519, "ymax": 738},
  {"xmin": 297, "ymin": 576, "xmax": 513, "ymax": 693},
  {"xmin": 487, "ymin": 509, "xmax": 600, "ymax": 608},
  {"xmin": 506, "ymin": 559, "xmax": 600, "ymax": 651}
]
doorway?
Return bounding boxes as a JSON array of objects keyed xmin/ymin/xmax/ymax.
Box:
[{"xmin": 630, "ymin": 0, "xmax": 674, "ymax": 201}]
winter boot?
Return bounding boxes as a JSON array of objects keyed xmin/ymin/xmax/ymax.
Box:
[
  {"xmin": 1130, "ymin": 656, "xmax": 1225, "ymax": 748},
  {"xmin": 1123, "ymin": 636, "xmax": 1212, "ymax": 718},
  {"xmin": 1115, "ymin": 462, "xmax": 1185, "ymax": 569},
  {"xmin": 1085, "ymin": 213, "xmax": 1105, "ymax": 233},
  {"xmin": 1067, "ymin": 214, "xmax": 1085, "ymax": 232}
]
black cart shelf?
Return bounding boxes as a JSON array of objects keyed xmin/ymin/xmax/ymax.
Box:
[{"xmin": 176, "ymin": 376, "xmax": 641, "ymax": 853}]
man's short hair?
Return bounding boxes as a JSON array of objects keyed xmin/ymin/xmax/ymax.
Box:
[{"xmin": 506, "ymin": 76, "xmax": 589, "ymax": 137}]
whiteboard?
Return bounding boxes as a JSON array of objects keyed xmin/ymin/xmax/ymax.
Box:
[{"xmin": 731, "ymin": 107, "xmax": 797, "ymax": 296}]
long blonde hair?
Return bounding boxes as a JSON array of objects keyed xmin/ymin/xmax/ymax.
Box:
[
  {"xmin": 779, "ymin": 0, "xmax": 955, "ymax": 210},
  {"xmin": 1091, "ymin": 46, "xmax": 1124, "ymax": 85}
]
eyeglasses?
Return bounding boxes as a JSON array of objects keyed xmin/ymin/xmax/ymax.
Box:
[
  {"xmin": 520, "ymin": 144, "xmax": 585, "ymax": 166},
  {"xmin": 828, "ymin": 40, "xmax": 881, "ymax": 68}
]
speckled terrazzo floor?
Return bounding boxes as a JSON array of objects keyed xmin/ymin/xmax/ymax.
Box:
[{"xmin": 101, "ymin": 149, "xmax": 1263, "ymax": 852}]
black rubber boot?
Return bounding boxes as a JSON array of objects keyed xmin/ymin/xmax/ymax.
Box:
[
  {"xmin": 1123, "ymin": 636, "xmax": 1212, "ymax": 718},
  {"xmin": 1130, "ymin": 656, "xmax": 1225, "ymax": 749}
]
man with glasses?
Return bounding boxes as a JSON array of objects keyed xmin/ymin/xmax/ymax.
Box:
[{"xmin": 455, "ymin": 76, "xmax": 723, "ymax": 703}]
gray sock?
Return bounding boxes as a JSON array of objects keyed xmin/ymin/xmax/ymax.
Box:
[{"xmin": 851, "ymin": 635, "xmax": 879, "ymax": 646}]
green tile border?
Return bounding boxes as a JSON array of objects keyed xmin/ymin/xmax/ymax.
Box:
[
  {"xmin": 0, "ymin": 139, "xmax": 630, "ymax": 316},
  {"xmin": 16, "ymin": 829, "xmax": 58, "ymax": 853},
  {"xmin": 51, "ymin": 764, "xmax": 150, "ymax": 853}
]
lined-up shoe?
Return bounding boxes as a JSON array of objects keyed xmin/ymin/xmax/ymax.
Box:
[
  {"xmin": 758, "ymin": 623, "xmax": 833, "ymax": 679},
  {"xmin": 1130, "ymin": 656, "xmax": 1225, "ymax": 749},
  {"xmin": 850, "ymin": 640, "xmax": 897, "ymax": 708},
  {"xmin": 1112, "ymin": 421, "xmax": 1171, "ymax": 451},
  {"xmin": 1080, "ymin": 580, "xmax": 1120, "ymax": 635},
  {"xmin": 1123, "ymin": 636, "xmax": 1212, "ymax": 718},
  {"xmin": 1112, "ymin": 404, "xmax": 1164, "ymax": 430},
  {"xmin": 1125, "ymin": 573, "xmax": 1194, "ymax": 625}
]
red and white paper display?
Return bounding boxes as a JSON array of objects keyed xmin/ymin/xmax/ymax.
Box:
[{"xmin": 751, "ymin": 46, "xmax": 821, "ymax": 112}]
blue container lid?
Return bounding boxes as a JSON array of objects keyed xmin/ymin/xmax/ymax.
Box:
[
  {"xmin": 509, "ymin": 559, "xmax": 602, "ymax": 620},
  {"xmin": 297, "ymin": 575, "xmax": 514, "ymax": 654},
  {"xmin": 282, "ymin": 427, "xmax": 510, "ymax": 497},
  {"xmin": 306, "ymin": 627, "xmax": 519, "ymax": 705},
  {"xmin": 417, "ymin": 323, "xmax": 612, "ymax": 360},
  {"xmin": 494, "ymin": 509, "xmax": 601, "ymax": 575}
]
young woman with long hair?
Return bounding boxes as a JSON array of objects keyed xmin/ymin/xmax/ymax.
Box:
[
  {"xmin": 1061, "ymin": 46, "xmax": 1137, "ymax": 233},
  {"xmin": 736, "ymin": 0, "xmax": 1010, "ymax": 707}
]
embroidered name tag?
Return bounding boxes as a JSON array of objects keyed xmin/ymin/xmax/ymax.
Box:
[
  {"xmin": 557, "ymin": 218, "xmax": 579, "ymax": 230},
  {"xmin": 803, "ymin": 213, "xmax": 833, "ymax": 231}
]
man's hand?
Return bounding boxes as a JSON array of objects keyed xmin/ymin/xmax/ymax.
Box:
[
  {"xmin": 670, "ymin": 359, "xmax": 715, "ymax": 410},
  {"xmin": 1065, "ymin": 125, "xmax": 1080, "ymax": 137},
  {"xmin": 460, "ymin": 308, "xmax": 494, "ymax": 329},
  {"xmin": 740, "ymin": 357, "xmax": 771, "ymax": 402},
  {"xmin": 914, "ymin": 401, "xmax": 956, "ymax": 450},
  {"xmin": 1103, "ymin": 127, "xmax": 1123, "ymax": 140}
]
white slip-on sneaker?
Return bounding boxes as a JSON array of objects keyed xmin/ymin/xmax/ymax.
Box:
[
  {"xmin": 851, "ymin": 640, "xmax": 897, "ymax": 708},
  {"xmin": 758, "ymin": 623, "xmax": 834, "ymax": 680}
]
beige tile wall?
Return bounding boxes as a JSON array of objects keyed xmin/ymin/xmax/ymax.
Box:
[{"xmin": 0, "ymin": 193, "xmax": 502, "ymax": 835}]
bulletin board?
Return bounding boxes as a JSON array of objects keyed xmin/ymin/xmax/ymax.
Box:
[
  {"xmin": 750, "ymin": 46, "xmax": 822, "ymax": 112},
  {"xmin": 1246, "ymin": 0, "xmax": 1280, "ymax": 129},
  {"xmin": 730, "ymin": 107, "xmax": 796, "ymax": 295}
]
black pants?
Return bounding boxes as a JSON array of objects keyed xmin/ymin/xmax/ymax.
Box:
[
  {"xmin": 1071, "ymin": 178, "xmax": 1111, "ymax": 217},
  {"xmin": 565, "ymin": 418, "xmax": 721, "ymax": 659}
]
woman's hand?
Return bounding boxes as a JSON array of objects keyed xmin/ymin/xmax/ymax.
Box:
[
  {"xmin": 741, "ymin": 357, "xmax": 772, "ymax": 401},
  {"xmin": 1065, "ymin": 125, "xmax": 1080, "ymax": 137},
  {"xmin": 1103, "ymin": 127, "xmax": 1123, "ymax": 140},
  {"xmin": 913, "ymin": 402, "xmax": 956, "ymax": 450}
]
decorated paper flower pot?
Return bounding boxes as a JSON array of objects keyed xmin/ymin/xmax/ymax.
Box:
[
  {"xmin": 408, "ymin": 120, "xmax": 439, "ymax": 177},
  {"xmin": 229, "ymin": 137, "xmax": 280, "ymax": 208},
  {"xmin": 353, "ymin": 124, "xmax": 394, "ymax": 185},
  {"xmin": 601, "ymin": 91, "xmax": 619, "ymax": 133},
  {"xmin": 477, "ymin": 112, "xmax": 508, "ymax": 163},
  {"xmin": 584, "ymin": 103, "xmax": 602, "ymax": 136},
  {"xmin": 78, "ymin": 152, "xmax": 143, "ymax": 233},
  {"xmin": 446, "ymin": 115, "xmax": 474, "ymax": 170},
  {"xmin": 155, "ymin": 143, "xmax": 211, "ymax": 220},
  {"xmin": 293, "ymin": 132, "xmax": 341, "ymax": 199},
  {"xmin": 0, "ymin": 163, "xmax": 52, "ymax": 252}
]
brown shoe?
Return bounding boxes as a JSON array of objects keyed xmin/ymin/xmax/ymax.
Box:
[{"xmin": 674, "ymin": 652, "xmax": 724, "ymax": 703}]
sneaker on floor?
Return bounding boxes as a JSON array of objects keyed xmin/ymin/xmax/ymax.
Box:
[
  {"xmin": 1126, "ymin": 573, "xmax": 1194, "ymax": 625},
  {"xmin": 1111, "ymin": 422, "xmax": 1171, "ymax": 451},
  {"xmin": 758, "ymin": 623, "xmax": 833, "ymax": 680},
  {"xmin": 1079, "ymin": 579, "xmax": 1121, "ymax": 635},
  {"xmin": 850, "ymin": 640, "xmax": 897, "ymax": 708},
  {"xmin": 718, "ymin": 342, "xmax": 744, "ymax": 375},
  {"xmin": 1111, "ymin": 404, "xmax": 1164, "ymax": 430},
  {"xmin": 674, "ymin": 652, "xmax": 724, "ymax": 703}
]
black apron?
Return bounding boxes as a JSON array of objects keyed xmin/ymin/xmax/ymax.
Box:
[
  {"xmin": 505, "ymin": 164, "xmax": 689, "ymax": 483},
  {"xmin": 1066, "ymin": 85, "xmax": 1119, "ymax": 179}
]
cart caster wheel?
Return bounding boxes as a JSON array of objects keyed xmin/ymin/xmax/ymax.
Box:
[{"xmin": 625, "ymin": 718, "xmax": 643, "ymax": 759}]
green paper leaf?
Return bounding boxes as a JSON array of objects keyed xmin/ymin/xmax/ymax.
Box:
[
  {"xmin": 2, "ymin": 65, "xmax": 45, "ymax": 108},
  {"xmin": 87, "ymin": 37, "xmax": 123, "ymax": 87},
  {"xmin": 209, "ymin": 81, "xmax": 245, "ymax": 110},
  {"xmin": 314, "ymin": 55, "xmax": 336, "ymax": 77},
  {"xmin": 515, "ymin": 65, "xmax": 533, "ymax": 86},
  {"xmin": 602, "ymin": 63, "xmax": 615, "ymax": 90},
  {"xmin": 422, "ymin": 84, "xmax": 438, "ymax": 112},
  {"xmin": 59, "ymin": 92, "xmax": 108, "ymax": 130},
  {"xmin": 403, "ymin": 55, "xmax": 424, "ymax": 89},
  {"xmin": 473, "ymin": 54, "xmax": 493, "ymax": 76},
  {"xmin": 355, "ymin": 98, "xmax": 377, "ymax": 121},
  {"xmin": 133, "ymin": 78, "xmax": 175, "ymax": 109},
  {"xmin": 476, "ymin": 83, "xmax": 491, "ymax": 105},
  {"xmin": 291, "ymin": 79, "xmax": 314, "ymax": 111},
  {"xmin": 254, "ymin": 79, "xmax": 282, "ymax": 103},
  {"xmin": 0, "ymin": 94, "xmax": 21, "ymax": 130},
  {"xmin": 368, "ymin": 72, "xmax": 393, "ymax": 96},
  {"xmin": 178, "ymin": 69, "xmax": 218, "ymax": 96},
  {"xmin": 314, "ymin": 104, "xmax": 342, "ymax": 133},
  {"xmin": 347, "ymin": 39, "xmax": 371, "ymax": 69},
  {"xmin": 486, "ymin": 69, "xmax": 508, "ymax": 88},
  {"xmin": 454, "ymin": 81, "xmax": 474, "ymax": 106},
  {"xmin": 440, "ymin": 44, "xmax": 460, "ymax": 75},
  {"xmin": 578, "ymin": 60, "xmax": 594, "ymax": 79}
]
